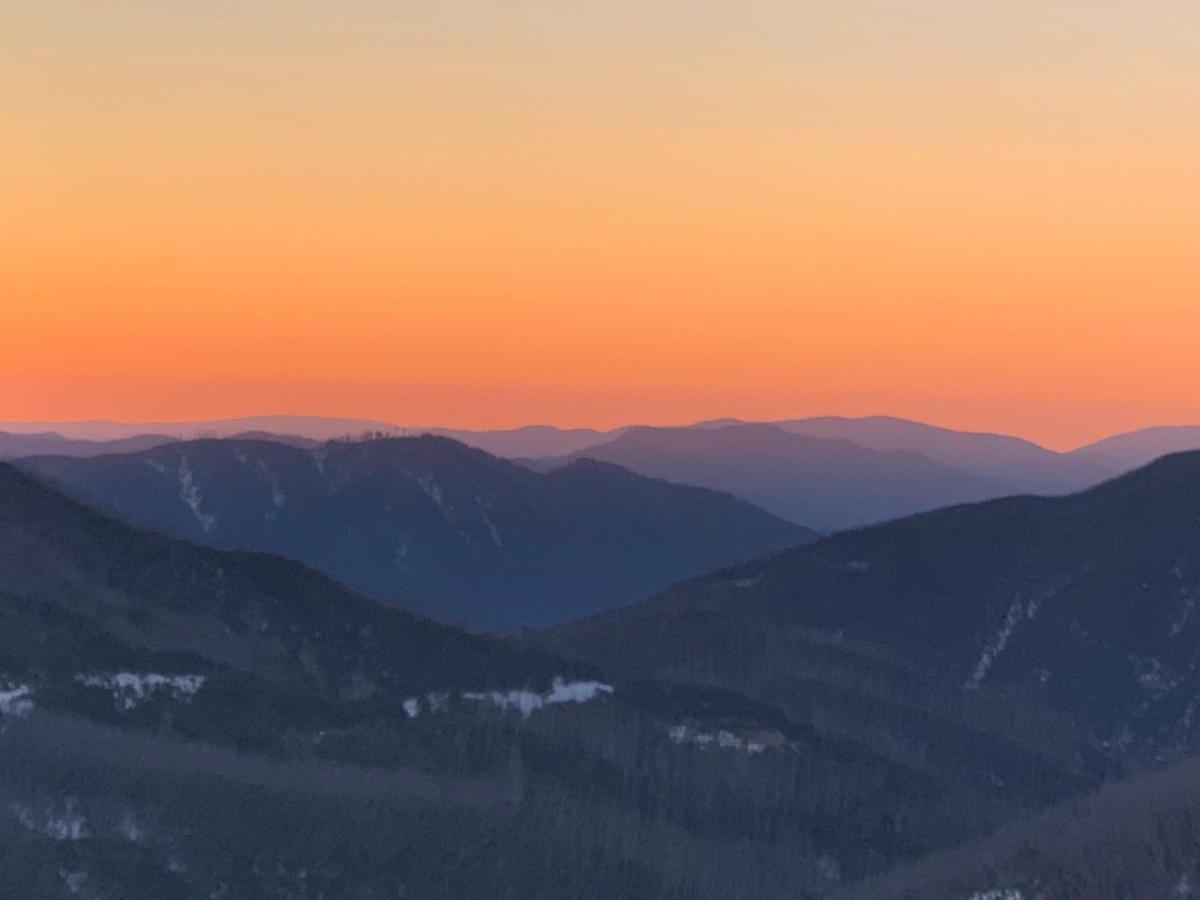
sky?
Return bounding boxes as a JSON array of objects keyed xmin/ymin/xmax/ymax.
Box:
[{"xmin": 2, "ymin": 1, "xmax": 1198, "ymax": 450}]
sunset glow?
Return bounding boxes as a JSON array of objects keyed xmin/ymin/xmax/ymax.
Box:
[{"xmin": 3, "ymin": 2, "xmax": 1199, "ymax": 448}]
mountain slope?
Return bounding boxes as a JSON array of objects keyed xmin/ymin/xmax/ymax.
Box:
[
  {"xmin": 547, "ymin": 423, "xmax": 1016, "ymax": 531},
  {"xmin": 1073, "ymin": 425, "xmax": 1200, "ymax": 468},
  {"xmin": 539, "ymin": 452, "xmax": 1200, "ymax": 793},
  {"xmin": 840, "ymin": 754, "xmax": 1200, "ymax": 900},
  {"xmin": 0, "ymin": 416, "xmax": 401, "ymax": 442},
  {"xmin": 0, "ymin": 431, "xmax": 178, "ymax": 460},
  {"xmin": 771, "ymin": 415, "xmax": 1121, "ymax": 493},
  {"xmin": 427, "ymin": 424, "xmax": 625, "ymax": 458},
  {"xmin": 19, "ymin": 436, "xmax": 812, "ymax": 630},
  {"xmin": 0, "ymin": 463, "xmax": 577, "ymax": 706},
  {"xmin": 0, "ymin": 463, "xmax": 995, "ymax": 898}
]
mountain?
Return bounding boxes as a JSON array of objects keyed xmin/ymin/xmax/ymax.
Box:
[
  {"xmin": 426, "ymin": 424, "xmax": 625, "ymax": 458},
  {"xmin": 0, "ymin": 464, "xmax": 996, "ymax": 898},
  {"xmin": 841, "ymin": 754, "xmax": 1200, "ymax": 899},
  {"xmin": 0, "ymin": 416, "xmax": 402, "ymax": 442},
  {"xmin": 0, "ymin": 431, "xmax": 178, "ymax": 459},
  {"xmin": 0, "ymin": 419, "xmax": 619, "ymax": 459},
  {"xmin": 18, "ymin": 436, "xmax": 812, "ymax": 631},
  {"xmin": 538, "ymin": 452, "xmax": 1200, "ymax": 784},
  {"xmin": 1073, "ymin": 425, "xmax": 1200, "ymax": 468},
  {"xmin": 0, "ymin": 461, "xmax": 591, "ymax": 720},
  {"xmin": 769, "ymin": 415, "xmax": 1122, "ymax": 493},
  {"xmin": 542, "ymin": 423, "xmax": 1019, "ymax": 531}
]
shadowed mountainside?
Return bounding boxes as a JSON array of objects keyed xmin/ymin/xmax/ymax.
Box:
[
  {"xmin": 0, "ymin": 463, "xmax": 995, "ymax": 898},
  {"xmin": 18, "ymin": 436, "xmax": 812, "ymax": 631},
  {"xmin": 538, "ymin": 453, "xmax": 1200, "ymax": 800},
  {"xmin": 540, "ymin": 423, "xmax": 1021, "ymax": 531}
]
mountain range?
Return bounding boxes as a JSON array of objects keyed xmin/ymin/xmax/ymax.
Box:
[
  {"xmin": 18, "ymin": 436, "xmax": 810, "ymax": 631},
  {"xmin": 8, "ymin": 412, "xmax": 1200, "ymax": 467},
  {"xmin": 12, "ymin": 414, "xmax": 1200, "ymax": 534},
  {"xmin": 6, "ymin": 433, "xmax": 1200, "ymax": 895},
  {"xmin": 532, "ymin": 423, "xmax": 1031, "ymax": 531},
  {"xmin": 0, "ymin": 432, "xmax": 178, "ymax": 460},
  {"xmin": 0, "ymin": 463, "xmax": 1003, "ymax": 898}
]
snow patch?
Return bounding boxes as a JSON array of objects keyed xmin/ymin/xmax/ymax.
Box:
[
  {"xmin": 0, "ymin": 684, "xmax": 34, "ymax": 718},
  {"xmin": 402, "ymin": 697, "xmax": 421, "ymax": 718},
  {"xmin": 966, "ymin": 595, "xmax": 1028, "ymax": 690},
  {"xmin": 118, "ymin": 809, "xmax": 146, "ymax": 843},
  {"xmin": 968, "ymin": 891, "xmax": 1025, "ymax": 900},
  {"xmin": 481, "ymin": 513, "xmax": 504, "ymax": 548},
  {"xmin": 475, "ymin": 496, "xmax": 504, "ymax": 547},
  {"xmin": 463, "ymin": 678, "xmax": 613, "ymax": 719},
  {"xmin": 668, "ymin": 724, "xmax": 770, "ymax": 755},
  {"xmin": 77, "ymin": 672, "xmax": 206, "ymax": 712},
  {"xmin": 177, "ymin": 455, "xmax": 216, "ymax": 534},
  {"xmin": 416, "ymin": 474, "xmax": 453, "ymax": 521},
  {"xmin": 60, "ymin": 869, "xmax": 88, "ymax": 896},
  {"xmin": 13, "ymin": 797, "xmax": 91, "ymax": 842},
  {"xmin": 546, "ymin": 679, "xmax": 612, "ymax": 704},
  {"xmin": 1132, "ymin": 655, "xmax": 1179, "ymax": 698},
  {"xmin": 257, "ymin": 458, "xmax": 286, "ymax": 510},
  {"xmin": 1171, "ymin": 587, "xmax": 1199, "ymax": 638}
]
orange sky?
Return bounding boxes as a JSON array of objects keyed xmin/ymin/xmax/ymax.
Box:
[{"xmin": 2, "ymin": 2, "xmax": 1198, "ymax": 450}]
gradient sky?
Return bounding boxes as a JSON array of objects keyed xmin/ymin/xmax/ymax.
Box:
[{"xmin": 3, "ymin": 1, "xmax": 1198, "ymax": 449}]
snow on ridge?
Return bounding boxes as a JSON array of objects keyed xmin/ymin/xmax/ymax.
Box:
[
  {"xmin": 463, "ymin": 687, "xmax": 545, "ymax": 718},
  {"xmin": 402, "ymin": 680, "xmax": 612, "ymax": 719},
  {"xmin": 667, "ymin": 724, "xmax": 774, "ymax": 755},
  {"xmin": 463, "ymin": 678, "xmax": 614, "ymax": 719},
  {"xmin": 0, "ymin": 684, "xmax": 34, "ymax": 718},
  {"xmin": 177, "ymin": 455, "xmax": 216, "ymax": 534},
  {"xmin": 77, "ymin": 672, "xmax": 206, "ymax": 712}
]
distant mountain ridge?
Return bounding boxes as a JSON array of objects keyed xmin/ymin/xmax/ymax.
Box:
[
  {"xmin": 537, "ymin": 423, "xmax": 1023, "ymax": 531},
  {"xmin": 766, "ymin": 415, "xmax": 1122, "ymax": 491},
  {"xmin": 19, "ymin": 436, "xmax": 811, "ymax": 630},
  {"xmin": 9, "ymin": 414, "xmax": 1200, "ymax": 535},
  {"xmin": 1073, "ymin": 425, "xmax": 1200, "ymax": 467},
  {"xmin": 0, "ymin": 431, "xmax": 178, "ymax": 460},
  {"xmin": 0, "ymin": 415, "xmax": 404, "ymax": 442}
]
